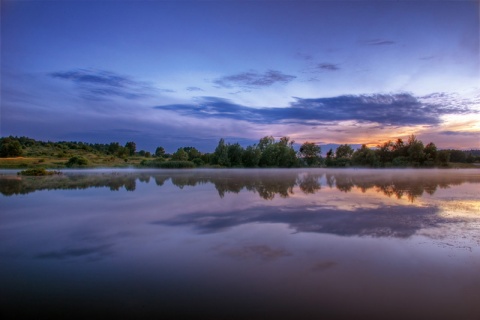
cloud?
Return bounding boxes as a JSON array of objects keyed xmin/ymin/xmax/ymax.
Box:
[
  {"xmin": 186, "ymin": 86, "xmax": 204, "ymax": 92},
  {"xmin": 317, "ymin": 63, "xmax": 340, "ymax": 71},
  {"xmin": 294, "ymin": 52, "xmax": 314, "ymax": 61},
  {"xmin": 153, "ymin": 204, "xmax": 452, "ymax": 238},
  {"xmin": 154, "ymin": 93, "xmax": 474, "ymax": 127},
  {"xmin": 36, "ymin": 244, "xmax": 113, "ymax": 260},
  {"xmin": 214, "ymin": 70, "xmax": 296, "ymax": 88},
  {"xmin": 362, "ymin": 39, "xmax": 396, "ymax": 46},
  {"xmin": 50, "ymin": 69, "xmax": 153, "ymax": 100},
  {"xmin": 439, "ymin": 131, "xmax": 479, "ymax": 136}
]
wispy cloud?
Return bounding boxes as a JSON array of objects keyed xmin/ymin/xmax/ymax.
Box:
[
  {"xmin": 154, "ymin": 93, "xmax": 474, "ymax": 127},
  {"xmin": 440, "ymin": 131, "xmax": 479, "ymax": 136},
  {"xmin": 362, "ymin": 39, "xmax": 396, "ymax": 46},
  {"xmin": 36, "ymin": 244, "xmax": 113, "ymax": 260},
  {"xmin": 186, "ymin": 86, "xmax": 204, "ymax": 92},
  {"xmin": 317, "ymin": 63, "xmax": 340, "ymax": 71},
  {"xmin": 214, "ymin": 70, "xmax": 296, "ymax": 88},
  {"xmin": 294, "ymin": 52, "xmax": 314, "ymax": 61},
  {"xmin": 50, "ymin": 69, "xmax": 154, "ymax": 100}
]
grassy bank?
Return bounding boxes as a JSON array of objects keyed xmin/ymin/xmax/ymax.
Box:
[{"xmin": 0, "ymin": 155, "xmax": 149, "ymax": 169}]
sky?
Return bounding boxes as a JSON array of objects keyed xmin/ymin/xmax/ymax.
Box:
[{"xmin": 1, "ymin": 0, "xmax": 479, "ymax": 152}]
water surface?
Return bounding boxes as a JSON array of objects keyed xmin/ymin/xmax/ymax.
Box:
[{"xmin": 1, "ymin": 169, "xmax": 479, "ymax": 319}]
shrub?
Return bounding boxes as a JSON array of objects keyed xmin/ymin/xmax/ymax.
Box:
[
  {"xmin": 155, "ymin": 161, "xmax": 195, "ymax": 168},
  {"xmin": 65, "ymin": 156, "xmax": 88, "ymax": 167}
]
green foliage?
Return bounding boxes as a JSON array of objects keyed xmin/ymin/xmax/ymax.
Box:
[
  {"xmin": 0, "ymin": 137, "xmax": 23, "ymax": 157},
  {"xmin": 213, "ymin": 138, "xmax": 230, "ymax": 167},
  {"xmin": 352, "ymin": 145, "xmax": 378, "ymax": 167},
  {"xmin": 66, "ymin": 156, "xmax": 89, "ymax": 167},
  {"xmin": 172, "ymin": 148, "xmax": 189, "ymax": 161},
  {"xmin": 2, "ymin": 135, "xmax": 477, "ymax": 170},
  {"xmin": 183, "ymin": 147, "xmax": 202, "ymax": 161},
  {"xmin": 335, "ymin": 144, "xmax": 354, "ymax": 159},
  {"xmin": 259, "ymin": 136, "xmax": 297, "ymax": 167},
  {"xmin": 242, "ymin": 145, "xmax": 261, "ymax": 167},
  {"xmin": 449, "ymin": 150, "xmax": 467, "ymax": 163},
  {"xmin": 299, "ymin": 142, "xmax": 321, "ymax": 166},
  {"xmin": 407, "ymin": 139, "xmax": 425, "ymax": 166},
  {"xmin": 192, "ymin": 158, "xmax": 204, "ymax": 166},
  {"xmin": 227, "ymin": 143, "xmax": 244, "ymax": 167},
  {"xmin": 325, "ymin": 144, "xmax": 354, "ymax": 167},
  {"xmin": 156, "ymin": 161, "xmax": 195, "ymax": 168},
  {"xmin": 155, "ymin": 146, "xmax": 166, "ymax": 157},
  {"xmin": 437, "ymin": 150, "xmax": 450, "ymax": 166},
  {"xmin": 124, "ymin": 141, "xmax": 136, "ymax": 156}
]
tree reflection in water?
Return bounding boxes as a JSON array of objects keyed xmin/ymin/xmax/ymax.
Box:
[{"xmin": 1, "ymin": 169, "xmax": 479, "ymax": 203}]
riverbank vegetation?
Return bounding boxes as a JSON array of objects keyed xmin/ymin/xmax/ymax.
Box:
[{"xmin": 1, "ymin": 135, "xmax": 479, "ymax": 169}]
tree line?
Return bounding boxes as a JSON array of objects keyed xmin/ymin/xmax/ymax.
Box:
[{"xmin": 1, "ymin": 135, "xmax": 479, "ymax": 168}]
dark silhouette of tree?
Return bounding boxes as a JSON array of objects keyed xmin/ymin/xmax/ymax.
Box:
[
  {"xmin": 124, "ymin": 141, "xmax": 136, "ymax": 156},
  {"xmin": 155, "ymin": 146, "xmax": 166, "ymax": 157},
  {"xmin": 0, "ymin": 137, "xmax": 23, "ymax": 157}
]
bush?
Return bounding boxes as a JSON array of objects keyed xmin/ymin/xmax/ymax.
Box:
[
  {"xmin": 158, "ymin": 161, "xmax": 195, "ymax": 168},
  {"xmin": 0, "ymin": 138, "xmax": 23, "ymax": 157},
  {"xmin": 65, "ymin": 156, "xmax": 89, "ymax": 167}
]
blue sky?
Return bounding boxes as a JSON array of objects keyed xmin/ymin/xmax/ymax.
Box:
[{"xmin": 1, "ymin": 0, "xmax": 479, "ymax": 152}]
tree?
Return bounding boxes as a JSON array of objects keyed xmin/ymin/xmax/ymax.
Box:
[
  {"xmin": 258, "ymin": 136, "xmax": 275, "ymax": 152},
  {"xmin": 407, "ymin": 135, "xmax": 425, "ymax": 166},
  {"xmin": 352, "ymin": 144, "xmax": 377, "ymax": 167},
  {"xmin": 155, "ymin": 146, "xmax": 166, "ymax": 157},
  {"xmin": 375, "ymin": 140, "xmax": 394, "ymax": 165},
  {"xmin": 392, "ymin": 138, "xmax": 408, "ymax": 158},
  {"xmin": 124, "ymin": 141, "xmax": 136, "ymax": 156},
  {"xmin": 258, "ymin": 136, "xmax": 296, "ymax": 167},
  {"xmin": 227, "ymin": 143, "xmax": 244, "ymax": 167},
  {"xmin": 299, "ymin": 142, "xmax": 321, "ymax": 166},
  {"xmin": 0, "ymin": 138, "xmax": 23, "ymax": 157},
  {"xmin": 325, "ymin": 148, "xmax": 334, "ymax": 167},
  {"xmin": 449, "ymin": 150, "xmax": 467, "ymax": 163},
  {"xmin": 213, "ymin": 138, "xmax": 230, "ymax": 166},
  {"xmin": 183, "ymin": 147, "xmax": 201, "ymax": 161},
  {"xmin": 108, "ymin": 142, "xmax": 121, "ymax": 155},
  {"xmin": 276, "ymin": 137, "xmax": 297, "ymax": 167},
  {"xmin": 242, "ymin": 145, "xmax": 261, "ymax": 167},
  {"xmin": 424, "ymin": 142, "xmax": 438, "ymax": 165},
  {"xmin": 171, "ymin": 148, "xmax": 188, "ymax": 161},
  {"xmin": 437, "ymin": 150, "xmax": 450, "ymax": 166},
  {"xmin": 335, "ymin": 144, "xmax": 354, "ymax": 159},
  {"xmin": 334, "ymin": 144, "xmax": 354, "ymax": 167}
]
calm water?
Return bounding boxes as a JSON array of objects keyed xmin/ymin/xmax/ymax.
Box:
[{"xmin": 1, "ymin": 169, "xmax": 479, "ymax": 319}]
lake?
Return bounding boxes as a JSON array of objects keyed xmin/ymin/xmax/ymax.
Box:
[{"xmin": 1, "ymin": 168, "xmax": 479, "ymax": 319}]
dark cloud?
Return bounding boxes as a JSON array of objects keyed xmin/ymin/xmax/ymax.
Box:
[
  {"xmin": 50, "ymin": 69, "xmax": 153, "ymax": 100},
  {"xmin": 440, "ymin": 131, "xmax": 479, "ymax": 136},
  {"xmin": 214, "ymin": 70, "xmax": 296, "ymax": 88},
  {"xmin": 362, "ymin": 39, "xmax": 396, "ymax": 46},
  {"xmin": 317, "ymin": 63, "xmax": 340, "ymax": 71},
  {"xmin": 154, "ymin": 93, "xmax": 473, "ymax": 127}
]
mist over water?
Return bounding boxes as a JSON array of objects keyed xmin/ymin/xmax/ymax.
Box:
[{"xmin": 1, "ymin": 169, "xmax": 479, "ymax": 319}]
